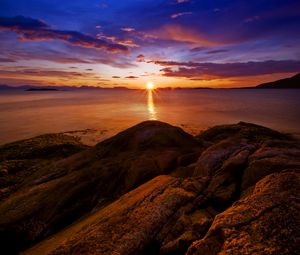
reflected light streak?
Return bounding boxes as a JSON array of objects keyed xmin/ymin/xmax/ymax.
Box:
[{"xmin": 147, "ymin": 90, "xmax": 157, "ymax": 120}]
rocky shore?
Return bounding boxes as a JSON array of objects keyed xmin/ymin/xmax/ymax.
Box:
[{"xmin": 0, "ymin": 121, "xmax": 299, "ymax": 255}]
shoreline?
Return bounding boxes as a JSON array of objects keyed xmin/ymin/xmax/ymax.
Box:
[{"xmin": 1, "ymin": 124, "xmax": 299, "ymax": 147}]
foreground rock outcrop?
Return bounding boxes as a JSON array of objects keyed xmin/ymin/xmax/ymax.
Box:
[
  {"xmin": 0, "ymin": 121, "xmax": 299, "ymax": 255},
  {"xmin": 187, "ymin": 170, "xmax": 300, "ymax": 255}
]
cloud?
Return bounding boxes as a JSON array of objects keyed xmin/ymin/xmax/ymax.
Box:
[
  {"xmin": 205, "ymin": 49, "xmax": 229, "ymax": 54},
  {"xmin": 96, "ymin": 33, "xmax": 138, "ymax": 47},
  {"xmin": 171, "ymin": 12, "xmax": 193, "ymax": 19},
  {"xmin": 3, "ymin": 48, "xmax": 92, "ymax": 64},
  {"xmin": 125, "ymin": 75, "xmax": 138, "ymax": 79},
  {"xmin": 1, "ymin": 48, "xmax": 95, "ymax": 64},
  {"xmin": 189, "ymin": 47, "xmax": 208, "ymax": 52},
  {"xmin": 0, "ymin": 44, "xmax": 136, "ymax": 68},
  {"xmin": 154, "ymin": 60, "xmax": 300, "ymax": 79},
  {"xmin": 0, "ymin": 68, "xmax": 98, "ymax": 79},
  {"xmin": 176, "ymin": 0, "xmax": 191, "ymax": 3},
  {"xmin": 136, "ymin": 54, "xmax": 145, "ymax": 62},
  {"xmin": 244, "ymin": 16, "xmax": 260, "ymax": 23},
  {"xmin": 112, "ymin": 76, "xmax": 120, "ymax": 78},
  {"xmin": 121, "ymin": 27, "xmax": 135, "ymax": 32},
  {"xmin": 151, "ymin": 25, "xmax": 219, "ymax": 46},
  {"xmin": 0, "ymin": 16, "xmax": 128, "ymax": 53},
  {"xmin": 0, "ymin": 57, "xmax": 16, "ymax": 62},
  {"xmin": 0, "ymin": 15, "xmax": 48, "ymax": 30}
]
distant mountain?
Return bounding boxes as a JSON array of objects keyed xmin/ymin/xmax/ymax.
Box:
[
  {"xmin": 0, "ymin": 84, "xmax": 132, "ymax": 91},
  {"xmin": 256, "ymin": 73, "xmax": 300, "ymax": 89},
  {"xmin": 25, "ymin": 88, "xmax": 60, "ymax": 91},
  {"xmin": 0, "ymin": 84, "xmax": 31, "ymax": 90}
]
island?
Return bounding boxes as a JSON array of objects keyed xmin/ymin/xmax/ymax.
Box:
[{"xmin": 25, "ymin": 88, "xmax": 60, "ymax": 91}]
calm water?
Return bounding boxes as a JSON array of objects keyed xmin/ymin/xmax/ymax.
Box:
[{"xmin": 0, "ymin": 89, "xmax": 299, "ymax": 145}]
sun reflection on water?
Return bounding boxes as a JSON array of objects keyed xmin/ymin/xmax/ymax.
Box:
[{"xmin": 147, "ymin": 90, "xmax": 156, "ymax": 120}]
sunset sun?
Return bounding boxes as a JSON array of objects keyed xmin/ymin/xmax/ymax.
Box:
[{"xmin": 146, "ymin": 82, "xmax": 154, "ymax": 90}]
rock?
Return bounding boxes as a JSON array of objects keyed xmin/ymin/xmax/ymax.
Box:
[
  {"xmin": 22, "ymin": 176, "xmax": 197, "ymax": 255},
  {"xmin": 0, "ymin": 134, "xmax": 88, "ymax": 202},
  {"xmin": 0, "ymin": 133, "xmax": 87, "ymax": 161},
  {"xmin": 96, "ymin": 120, "xmax": 199, "ymax": 155},
  {"xmin": 158, "ymin": 208, "xmax": 213, "ymax": 254},
  {"xmin": 191, "ymin": 138, "xmax": 256, "ymax": 207},
  {"xmin": 196, "ymin": 121, "xmax": 289, "ymax": 145},
  {"xmin": 0, "ymin": 121, "xmax": 201, "ymax": 254},
  {"xmin": 0, "ymin": 121, "xmax": 299, "ymax": 255},
  {"xmin": 177, "ymin": 151, "xmax": 202, "ymax": 167},
  {"xmin": 242, "ymin": 140, "xmax": 300, "ymax": 190},
  {"xmin": 193, "ymin": 138, "xmax": 255, "ymax": 177},
  {"xmin": 186, "ymin": 170, "xmax": 300, "ymax": 255}
]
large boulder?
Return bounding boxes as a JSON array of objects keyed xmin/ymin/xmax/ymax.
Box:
[{"xmin": 0, "ymin": 121, "xmax": 201, "ymax": 254}]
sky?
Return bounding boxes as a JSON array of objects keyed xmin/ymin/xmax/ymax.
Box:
[{"xmin": 0, "ymin": 0, "xmax": 300, "ymax": 88}]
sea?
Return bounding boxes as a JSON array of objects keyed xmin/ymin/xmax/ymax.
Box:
[{"xmin": 0, "ymin": 89, "xmax": 299, "ymax": 145}]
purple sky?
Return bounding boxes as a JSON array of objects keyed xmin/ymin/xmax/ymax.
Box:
[{"xmin": 0, "ymin": 0, "xmax": 300, "ymax": 88}]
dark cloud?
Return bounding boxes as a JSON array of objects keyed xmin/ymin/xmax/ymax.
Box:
[
  {"xmin": 3, "ymin": 48, "xmax": 92, "ymax": 64},
  {"xmin": 0, "ymin": 16, "xmax": 128, "ymax": 53},
  {"xmin": 205, "ymin": 49, "xmax": 229, "ymax": 54},
  {"xmin": 136, "ymin": 54, "xmax": 145, "ymax": 62},
  {"xmin": 0, "ymin": 68, "xmax": 94, "ymax": 78},
  {"xmin": 0, "ymin": 46, "xmax": 135, "ymax": 68},
  {"xmin": 125, "ymin": 75, "xmax": 138, "ymax": 79},
  {"xmin": 0, "ymin": 67, "xmax": 109, "ymax": 85},
  {"xmin": 155, "ymin": 60, "xmax": 300, "ymax": 78},
  {"xmin": 0, "ymin": 57, "xmax": 16, "ymax": 62},
  {"xmin": 189, "ymin": 47, "xmax": 208, "ymax": 52},
  {"xmin": 112, "ymin": 76, "xmax": 120, "ymax": 78},
  {"xmin": 0, "ymin": 16, "xmax": 48, "ymax": 30}
]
